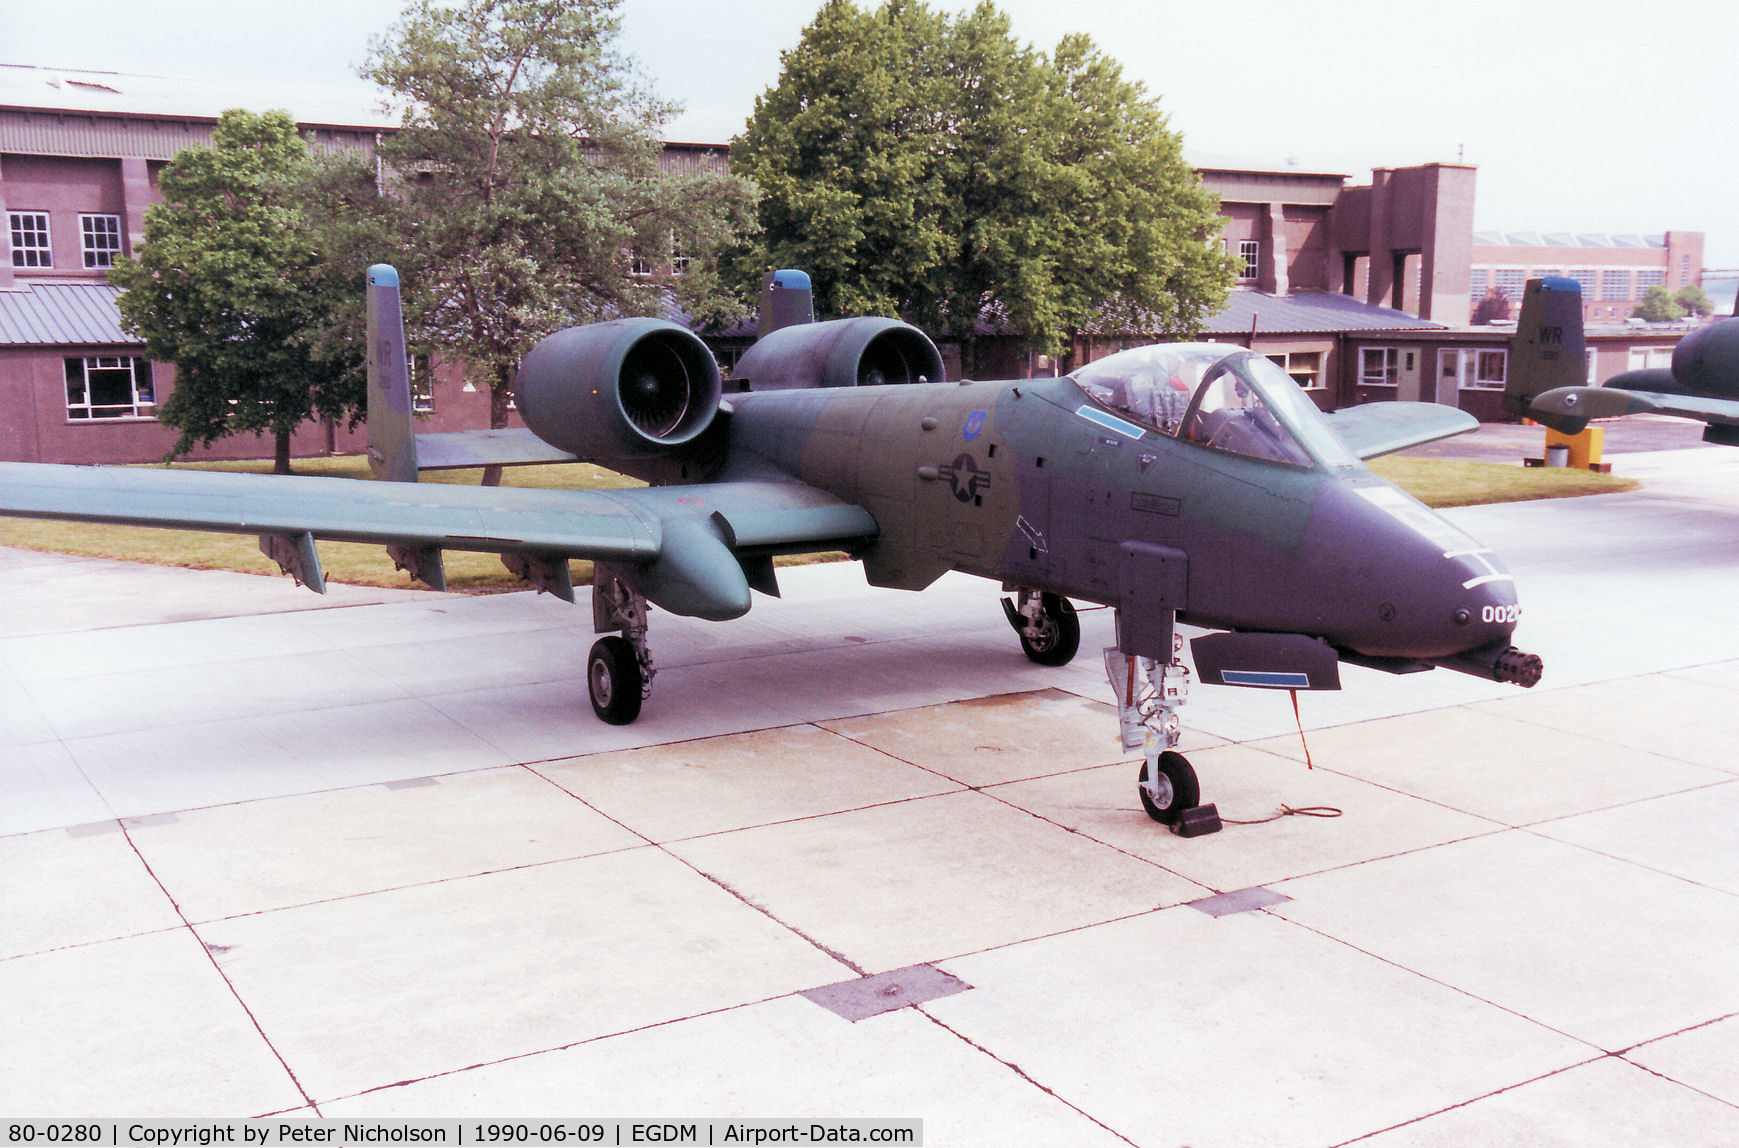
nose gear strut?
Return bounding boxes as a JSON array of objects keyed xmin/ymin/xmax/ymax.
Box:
[{"xmin": 1105, "ymin": 625, "xmax": 1221, "ymax": 836}]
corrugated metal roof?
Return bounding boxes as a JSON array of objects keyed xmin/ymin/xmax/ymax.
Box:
[
  {"xmin": 1202, "ymin": 290, "xmax": 1442, "ymax": 335},
  {"xmin": 1475, "ymin": 231, "xmax": 1670, "ymax": 249},
  {"xmin": 0, "ymin": 283, "xmax": 139, "ymax": 346},
  {"xmin": 0, "ymin": 64, "xmax": 397, "ymax": 129}
]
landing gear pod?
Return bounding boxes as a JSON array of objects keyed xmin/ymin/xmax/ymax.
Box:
[
  {"xmin": 513, "ymin": 318, "xmax": 723, "ymax": 460},
  {"xmin": 733, "ymin": 316, "xmax": 944, "ymax": 391}
]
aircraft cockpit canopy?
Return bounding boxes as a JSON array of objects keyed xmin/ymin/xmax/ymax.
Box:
[{"xmin": 1071, "ymin": 344, "xmax": 1357, "ymax": 469}]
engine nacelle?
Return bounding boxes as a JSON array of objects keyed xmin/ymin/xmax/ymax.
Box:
[
  {"xmin": 1673, "ymin": 318, "xmax": 1739, "ymax": 400},
  {"xmin": 733, "ymin": 316, "xmax": 944, "ymax": 391},
  {"xmin": 512, "ymin": 318, "xmax": 723, "ymax": 461}
]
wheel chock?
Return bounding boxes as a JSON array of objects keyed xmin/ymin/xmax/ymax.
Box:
[{"xmin": 1170, "ymin": 803, "xmax": 1222, "ymax": 837}]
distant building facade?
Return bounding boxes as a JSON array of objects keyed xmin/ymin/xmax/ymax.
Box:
[{"xmin": 1469, "ymin": 231, "xmax": 1704, "ymax": 322}]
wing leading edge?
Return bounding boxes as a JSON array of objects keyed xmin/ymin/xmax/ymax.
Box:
[{"xmin": 0, "ymin": 462, "xmax": 876, "ymax": 621}]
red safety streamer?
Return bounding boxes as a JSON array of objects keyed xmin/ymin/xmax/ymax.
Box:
[{"xmin": 1290, "ymin": 689, "xmax": 1314, "ymax": 769}]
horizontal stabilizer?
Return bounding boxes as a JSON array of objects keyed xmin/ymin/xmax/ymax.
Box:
[
  {"xmin": 1323, "ymin": 402, "xmax": 1479, "ymax": 460},
  {"xmin": 414, "ymin": 428, "xmax": 580, "ymax": 470}
]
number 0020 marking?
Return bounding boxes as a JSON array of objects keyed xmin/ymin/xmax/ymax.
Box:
[{"xmin": 1481, "ymin": 604, "xmax": 1521, "ymax": 625}]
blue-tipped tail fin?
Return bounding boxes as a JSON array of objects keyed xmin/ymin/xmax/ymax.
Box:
[
  {"xmin": 1505, "ymin": 277, "xmax": 1587, "ymax": 420},
  {"xmin": 366, "ymin": 264, "xmax": 418, "ymax": 484}
]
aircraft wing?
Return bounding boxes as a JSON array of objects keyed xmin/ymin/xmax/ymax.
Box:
[
  {"xmin": 0, "ymin": 462, "xmax": 876, "ymax": 620},
  {"xmin": 1322, "ymin": 401, "xmax": 1480, "ymax": 460}
]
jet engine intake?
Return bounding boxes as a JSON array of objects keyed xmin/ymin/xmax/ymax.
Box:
[
  {"xmin": 732, "ymin": 316, "xmax": 945, "ymax": 391},
  {"xmin": 513, "ymin": 318, "xmax": 723, "ymax": 460}
]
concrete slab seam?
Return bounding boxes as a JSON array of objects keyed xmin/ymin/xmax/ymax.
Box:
[{"xmin": 111, "ymin": 819, "xmax": 318, "ymax": 1112}]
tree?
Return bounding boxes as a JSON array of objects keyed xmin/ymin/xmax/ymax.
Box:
[
  {"xmin": 110, "ymin": 109, "xmax": 365, "ymax": 474},
  {"xmin": 730, "ymin": 0, "xmax": 1233, "ymax": 373},
  {"xmin": 1675, "ymin": 283, "xmax": 1716, "ymax": 319},
  {"xmin": 1471, "ymin": 288, "xmax": 1512, "ymax": 325},
  {"xmin": 360, "ymin": 0, "xmax": 757, "ymax": 484},
  {"xmin": 1632, "ymin": 285, "xmax": 1686, "ymax": 323}
]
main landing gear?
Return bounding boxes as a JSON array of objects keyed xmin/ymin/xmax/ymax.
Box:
[
  {"xmin": 1002, "ymin": 589, "xmax": 1081, "ymax": 667},
  {"xmin": 588, "ymin": 569, "xmax": 654, "ymax": 725}
]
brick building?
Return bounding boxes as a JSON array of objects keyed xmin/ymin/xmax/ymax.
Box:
[{"xmin": 1470, "ymin": 231, "xmax": 1704, "ymax": 322}]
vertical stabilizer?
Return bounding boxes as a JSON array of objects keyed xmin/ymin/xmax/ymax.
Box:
[
  {"xmin": 1504, "ymin": 277, "xmax": 1586, "ymax": 417},
  {"xmin": 757, "ymin": 269, "xmax": 815, "ymax": 339},
  {"xmin": 366, "ymin": 263, "xmax": 418, "ymax": 483}
]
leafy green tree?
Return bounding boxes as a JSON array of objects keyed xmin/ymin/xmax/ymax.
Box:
[
  {"xmin": 1675, "ymin": 283, "xmax": 1715, "ymax": 319},
  {"xmin": 360, "ymin": 0, "xmax": 756, "ymax": 483},
  {"xmin": 730, "ymin": 0, "xmax": 953, "ymax": 322},
  {"xmin": 1632, "ymin": 285, "xmax": 1686, "ymax": 323},
  {"xmin": 731, "ymin": 0, "xmax": 1233, "ymax": 373},
  {"xmin": 110, "ymin": 109, "xmax": 365, "ymax": 474}
]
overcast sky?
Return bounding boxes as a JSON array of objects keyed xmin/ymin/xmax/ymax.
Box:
[{"xmin": 6, "ymin": 0, "xmax": 1737, "ymax": 265}]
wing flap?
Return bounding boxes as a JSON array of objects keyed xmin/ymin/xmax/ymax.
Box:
[
  {"xmin": 1324, "ymin": 402, "xmax": 1480, "ymax": 460},
  {"xmin": 413, "ymin": 428, "xmax": 581, "ymax": 470}
]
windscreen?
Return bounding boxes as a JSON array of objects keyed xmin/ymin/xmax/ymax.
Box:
[
  {"xmin": 1072, "ymin": 344, "xmax": 1358, "ymax": 469},
  {"xmin": 1184, "ymin": 353, "xmax": 1358, "ymax": 469},
  {"xmin": 1071, "ymin": 344, "xmax": 1242, "ymax": 436}
]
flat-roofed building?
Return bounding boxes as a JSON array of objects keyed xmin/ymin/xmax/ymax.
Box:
[{"xmin": 1470, "ymin": 231, "xmax": 1704, "ymax": 322}]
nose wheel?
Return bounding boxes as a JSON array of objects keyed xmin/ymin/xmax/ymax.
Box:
[
  {"xmin": 1107, "ymin": 624, "xmax": 1221, "ymax": 837},
  {"xmin": 1138, "ymin": 751, "xmax": 1199, "ymax": 825}
]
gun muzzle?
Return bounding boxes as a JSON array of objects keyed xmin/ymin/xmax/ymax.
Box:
[{"xmin": 1431, "ymin": 643, "xmax": 1544, "ymax": 688}]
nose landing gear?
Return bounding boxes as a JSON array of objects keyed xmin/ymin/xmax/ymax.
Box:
[{"xmin": 1106, "ymin": 630, "xmax": 1221, "ymax": 837}]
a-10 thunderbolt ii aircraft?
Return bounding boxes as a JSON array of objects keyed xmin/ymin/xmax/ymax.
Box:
[
  {"xmin": 1507, "ymin": 276, "xmax": 1739, "ymax": 442},
  {"xmin": 0, "ymin": 266, "xmax": 1541, "ymax": 830}
]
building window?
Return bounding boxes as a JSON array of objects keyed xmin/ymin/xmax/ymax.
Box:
[
  {"xmin": 80, "ymin": 214, "xmax": 123, "ymax": 269},
  {"xmin": 1492, "ymin": 269, "xmax": 1526, "ymax": 301},
  {"xmin": 1601, "ymin": 270, "xmax": 1633, "ymax": 301},
  {"xmin": 1629, "ymin": 347, "xmax": 1673, "ymax": 371},
  {"xmin": 1635, "ymin": 269, "xmax": 1664, "ymax": 294},
  {"xmin": 670, "ymin": 233, "xmax": 689, "ymax": 274},
  {"xmin": 65, "ymin": 356, "xmax": 154, "ymax": 419},
  {"xmin": 1237, "ymin": 240, "xmax": 1259, "ymax": 279},
  {"xmin": 1569, "ymin": 269, "xmax": 1596, "ymax": 295},
  {"xmin": 629, "ymin": 248, "xmax": 652, "ymax": 276},
  {"xmin": 1266, "ymin": 350, "xmax": 1323, "ymax": 390},
  {"xmin": 410, "ymin": 354, "xmax": 434, "ymax": 413},
  {"xmin": 1680, "ymin": 255, "xmax": 1691, "ymax": 287},
  {"xmin": 1533, "ymin": 269, "xmax": 1562, "ymax": 281},
  {"xmin": 1468, "ymin": 268, "xmax": 1489, "ymax": 300},
  {"xmin": 9, "ymin": 211, "xmax": 52, "ymax": 268},
  {"xmin": 1469, "ymin": 349, "xmax": 1507, "ymax": 389},
  {"xmin": 1361, "ymin": 347, "xmax": 1398, "ymax": 387}
]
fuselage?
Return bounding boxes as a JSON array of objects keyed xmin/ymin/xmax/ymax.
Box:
[{"xmin": 724, "ymin": 366, "xmax": 1521, "ymax": 666}]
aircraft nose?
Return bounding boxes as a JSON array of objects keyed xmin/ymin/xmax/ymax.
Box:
[{"xmin": 1324, "ymin": 482, "xmax": 1540, "ymax": 686}]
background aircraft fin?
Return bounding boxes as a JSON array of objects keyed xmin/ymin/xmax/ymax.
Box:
[{"xmin": 1504, "ymin": 277, "xmax": 1588, "ymax": 422}]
